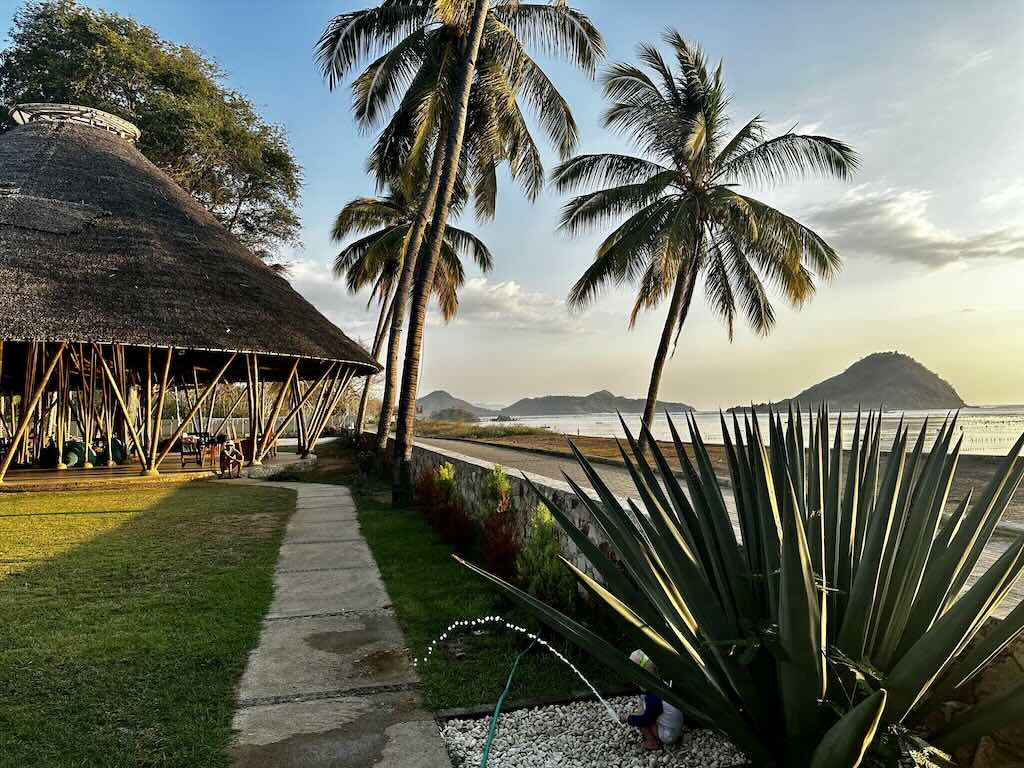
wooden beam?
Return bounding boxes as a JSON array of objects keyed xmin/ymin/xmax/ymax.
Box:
[
  {"xmin": 154, "ymin": 353, "xmax": 237, "ymax": 470},
  {"xmin": 253, "ymin": 359, "xmax": 298, "ymax": 464},
  {"xmin": 0, "ymin": 342, "xmax": 67, "ymax": 483},
  {"xmin": 255, "ymin": 364, "xmax": 335, "ymax": 463},
  {"xmin": 148, "ymin": 347, "xmax": 173, "ymax": 469},
  {"xmin": 308, "ymin": 368, "xmax": 356, "ymax": 452},
  {"xmin": 92, "ymin": 344, "xmax": 149, "ymax": 471}
]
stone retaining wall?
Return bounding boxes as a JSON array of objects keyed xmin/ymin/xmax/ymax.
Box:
[{"xmin": 409, "ymin": 440, "xmax": 616, "ymax": 581}]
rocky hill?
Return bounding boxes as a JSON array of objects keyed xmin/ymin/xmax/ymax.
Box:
[
  {"xmin": 736, "ymin": 352, "xmax": 966, "ymax": 411},
  {"xmin": 417, "ymin": 390, "xmax": 498, "ymax": 419},
  {"xmin": 501, "ymin": 389, "xmax": 693, "ymax": 417}
]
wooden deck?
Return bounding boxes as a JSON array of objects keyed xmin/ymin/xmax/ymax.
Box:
[{"xmin": 0, "ymin": 452, "xmax": 296, "ymax": 493}]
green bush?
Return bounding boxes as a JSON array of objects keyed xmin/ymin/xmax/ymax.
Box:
[
  {"xmin": 480, "ymin": 465, "xmax": 518, "ymax": 582},
  {"xmin": 516, "ymin": 503, "xmax": 576, "ymax": 615}
]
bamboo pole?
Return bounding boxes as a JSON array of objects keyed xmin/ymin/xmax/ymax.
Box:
[
  {"xmin": 255, "ymin": 364, "xmax": 334, "ymax": 464},
  {"xmin": 0, "ymin": 342, "xmax": 67, "ymax": 483},
  {"xmin": 154, "ymin": 353, "xmax": 237, "ymax": 470},
  {"xmin": 308, "ymin": 369, "xmax": 356, "ymax": 452},
  {"xmin": 148, "ymin": 347, "xmax": 173, "ymax": 470},
  {"xmin": 55, "ymin": 355, "xmax": 68, "ymax": 469},
  {"xmin": 92, "ymin": 344, "xmax": 149, "ymax": 471},
  {"xmin": 212, "ymin": 384, "xmax": 248, "ymax": 437},
  {"xmin": 253, "ymin": 359, "xmax": 298, "ymax": 465}
]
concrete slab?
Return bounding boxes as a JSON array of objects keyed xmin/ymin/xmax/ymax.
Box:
[
  {"xmin": 233, "ymin": 481, "xmax": 451, "ymax": 768},
  {"xmin": 232, "ymin": 691, "xmax": 442, "ymax": 768},
  {"xmin": 289, "ymin": 507, "xmax": 359, "ymax": 525},
  {"xmin": 285, "ymin": 520, "xmax": 364, "ymax": 543},
  {"xmin": 266, "ymin": 565, "xmax": 391, "ymax": 619},
  {"xmin": 236, "ymin": 612, "xmax": 416, "ymax": 702},
  {"xmin": 275, "ymin": 539, "xmax": 377, "ymax": 573}
]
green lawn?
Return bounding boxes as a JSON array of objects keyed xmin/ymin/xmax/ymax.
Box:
[
  {"xmin": 284, "ymin": 440, "xmax": 625, "ymax": 712},
  {"xmin": 0, "ymin": 481, "xmax": 295, "ymax": 767}
]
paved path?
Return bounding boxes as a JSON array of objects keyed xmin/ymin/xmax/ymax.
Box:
[
  {"xmin": 417, "ymin": 438, "xmax": 1023, "ymax": 620},
  {"xmin": 231, "ymin": 481, "xmax": 451, "ymax": 768}
]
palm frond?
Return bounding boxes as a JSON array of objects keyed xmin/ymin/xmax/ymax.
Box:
[
  {"xmin": 718, "ymin": 132, "xmax": 859, "ymax": 187},
  {"xmin": 492, "ymin": 2, "xmax": 606, "ymax": 78},
  {"xmin": 551, "ymin": 153, "xmax": 672, "ymax": 193}
]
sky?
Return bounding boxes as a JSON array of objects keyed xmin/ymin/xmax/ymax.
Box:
[{"xmin": 4, "ymin": 0, "xmax": 1023, "ymax": 409}]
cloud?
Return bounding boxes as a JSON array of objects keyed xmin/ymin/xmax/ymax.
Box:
[
  {"xmin": 435, "ymin": 278, "xmax": 584, "ymax": 334},
  {"xmin": 979, "ymin": 180, "xmax": 1024, "ymax": 212},
  {"xmin": 955, "ymin": 48, "xmax": 994, "ymax": 75},
  {"xmin": 805, "ymin": 186, "xmax": 1024, "ymax": 267},
  {"xmin": 285, "ymin": 259, "xmax": 379, "ymax": 342},
  {"xmin": 285, "ymin": 260, "xmax": 583, "ymax": 340}
]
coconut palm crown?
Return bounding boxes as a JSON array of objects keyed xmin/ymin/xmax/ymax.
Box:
[{"xmin": 555, "ymin": 31, "xmax": 858, "ymax": 438}]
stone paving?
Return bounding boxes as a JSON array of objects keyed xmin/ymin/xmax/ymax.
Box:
[{"xmin": 231, "ymin": 480, "xmax": 451, "ymax": 768}]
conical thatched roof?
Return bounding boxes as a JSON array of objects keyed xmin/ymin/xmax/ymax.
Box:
[{"xmin": 0, "ymin": 105, "xmax": 378, "ymax": 375}]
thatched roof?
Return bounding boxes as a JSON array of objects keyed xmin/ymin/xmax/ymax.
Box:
[{"xmin": 0, "ymin": 105, "xmax": 378, "ymax": 375}]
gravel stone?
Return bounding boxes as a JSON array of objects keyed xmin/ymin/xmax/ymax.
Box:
[{"xmin": 439, "ymin": 696, "xmax": 746, "ymax": 768}]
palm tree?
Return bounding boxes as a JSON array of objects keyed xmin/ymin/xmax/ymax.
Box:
[
  {"xmin": 317, "ymin": 1, "xmax": 597, "ymax": 465},
  {"xmin": 318, "ymin": 1, "xmax": 603, "ymax": 499},
  {"xmin": 556, "ymin": 31, "xmax": 858, "ymax": 444},
  {"xmin": 330, "ymin": 185, "xmax": 492, "ymax": 434},
  {"xmin": 390, "ymin": 1, "xmax": 603, "ymax": 499}
]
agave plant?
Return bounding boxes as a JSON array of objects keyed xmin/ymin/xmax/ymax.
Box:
[{"xmin": 458, "ymin": 408, "xmax": 1024, "ymax": 767}]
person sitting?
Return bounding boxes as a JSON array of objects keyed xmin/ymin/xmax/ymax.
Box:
[
  {"xmin": 621, "ymin": 649, "xmax": 684, "ymax": 750},
  {"xmin": 219, "ymin": 439, "xmax": 244, "ymax": 479}
]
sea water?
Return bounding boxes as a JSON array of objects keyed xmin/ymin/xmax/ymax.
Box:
[{"xmin": 481, "ymin": 406, "xmax": 1024, "ymax": 456}]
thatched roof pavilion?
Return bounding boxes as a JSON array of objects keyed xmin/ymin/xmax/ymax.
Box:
[{"xmin": 0, "ymin": 104, "xmax": 379, "ymax": 481}]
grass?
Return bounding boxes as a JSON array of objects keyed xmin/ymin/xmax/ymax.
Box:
[
  {"xmin": 0, "ymin": 481, "xmax": 295, "ymax": 767},
  {"xmin": 285, "ymin": 440, "xmax": 626, "ymax": 712},
  {"xmin": 413, "ymin": 419, "xmax": 551, "ymax": 440}
]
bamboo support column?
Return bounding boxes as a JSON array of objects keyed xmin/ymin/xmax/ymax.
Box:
[
  {"xmin": 0, "ymin": 342, "xmax": 67, "ymax": 484},
  {"xmin": 147, "ymin": 347, "xmax": 173, "ymax": 471},
  {"xmin": 93, "ymin": 344, "xmax": 149, "ymax": 471},
  {"xmin": 154, "ymin": 353, "xmax": 236, "ymax": 470},
  {"xmin": 254, "ymin": 363, "xmax": 334, "ymax": 464},
  {"xmin": 252, "ymin": 359, "xmax": 298, "ymax": 465},
  {"xmin": 307, "ymin": 368, "xmax": 356, "ymax": 453}
]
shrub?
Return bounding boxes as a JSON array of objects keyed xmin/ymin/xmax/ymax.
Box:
[
  {"xmin": 417, "ymin": 462, "xmax": 475, "ymax": 557},
  {"xmin": 516, "ymin": 503, "xmax": 577, "ymax": 615},
  {"xmin": 459, "ymin": 408, "xmax": 1024, "ymax": 768},
  {"xmin": 480, "ymin": 465, "xmax": 519, "ymax": 582},
  {"xmin": 415, "ymin": 467, "xmax": 441, "ymax": 528}
]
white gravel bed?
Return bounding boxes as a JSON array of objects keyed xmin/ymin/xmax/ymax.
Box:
[{"xmin": 440, "ymin": 696, "xmax": 746, "ymax": 768}]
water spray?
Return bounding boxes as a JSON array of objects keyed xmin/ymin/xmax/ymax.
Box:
[{"xmin": 415, "ymin": 614, "xmax": 621, "ymax": 725}]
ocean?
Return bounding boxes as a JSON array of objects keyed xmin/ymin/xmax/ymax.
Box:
[{"xmin": 482, "ymin": 406, "xmax": 1024, "ymax": 456}]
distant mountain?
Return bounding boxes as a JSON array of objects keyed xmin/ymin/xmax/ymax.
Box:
[
  {"xmin": 418, "ymin": 390, "xmax": 498, "ymax": 418},
  {"xmin": 502, "ymin": 389, "xmax": 694, "ymax": 417},
  {"xmin": 734, "ymin": 352, "xmax": 966, "ymax": 412}
]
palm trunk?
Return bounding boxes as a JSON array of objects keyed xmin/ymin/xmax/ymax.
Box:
[
  {"xmin": 373, "ymin": 128, "xmax": 448, "ymax": 456},
  {"xmin": 640, "ymin": 259, "xmax": 698, "ymax": 451},
  {"xmin": 392, "ymin": 0, "xmax": 490, "ymax": 503},
  {"xmin": 355, "ymin": 292, "xmax": 396, "ymax": 436}
]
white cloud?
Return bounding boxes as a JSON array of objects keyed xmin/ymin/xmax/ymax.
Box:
[
  {"xmin": 955, "ymin": 48, "xmax": 994, "ymax": 75},
  {"xmin": 979, "ymin": 180, "xmax": 1024, "ymax": 212},
  {"xmin": 805, "ymin": 186, "xmax": 1024, "ymax": 267},
  {"xmin": 286, "ymin": 259, "xmax": 583, "ymax": 340},
  {"xmin": 435, "ymin": 278, "xmax": 584, "ymax": 334}
]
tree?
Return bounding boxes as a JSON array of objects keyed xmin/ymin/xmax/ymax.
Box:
[
  {"xmin": 330, "ymin": 184, "xmax": 492, "ymax": 434},
  {"xmin": 556, "ymin": 32, "xmax": 858, "ymax": 444},
  {"xmin": 0, "ymin": 0, "xmax": 302, "ymax": 261},
  {"xmin": 317, "ymin": 0, "xmax": 602, "ymax": 491}
]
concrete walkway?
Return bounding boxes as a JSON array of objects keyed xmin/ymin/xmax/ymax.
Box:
[{"xmin": 231, "ymin": 480, "xmax": 451, "ymax": 768}]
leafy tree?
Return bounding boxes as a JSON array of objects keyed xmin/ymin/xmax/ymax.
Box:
[
  {"xmin": 556, "ymin": 32, "xmax": 858, "ymax": 443},
  {"xmin": 0, "ymin": 0, "xmax": 301, "ymax": 261},
  {"xmin": 331, "ymin": 184, "xmax": 492, "ymax": 433}
]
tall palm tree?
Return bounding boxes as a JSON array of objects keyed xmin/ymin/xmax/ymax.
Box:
[
  {"xmin": 317, "ymin": 1, "xmax": 596, "ymax": 464},
  {"xmin": 318, "ymin": 0, "xmax": 603, "ymax": 499},
  {"xmin": 330, "ymin": 185, "xmax": 492, "ymax": 434},
  {"xmin": 556, "ymin": 31, "xmax": 858, "ymax": 444},
  {"xmin": 390, "ymin": 1, "xmax": 603, "ymax": 499}
]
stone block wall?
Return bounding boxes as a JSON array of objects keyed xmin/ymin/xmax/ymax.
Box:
[{"xmin": 408, "ymin": 440, "xmax": 621, "ymax": 583}]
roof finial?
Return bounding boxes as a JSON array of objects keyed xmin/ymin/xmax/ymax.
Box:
[{"xmin": 10, "ymin": 103, "xmax": 141, "ymax": 142}]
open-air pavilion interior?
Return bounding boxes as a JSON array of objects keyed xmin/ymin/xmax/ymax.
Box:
[{"xmin": 0, "ymin": 104, "xmax": 379, "ymax": 488}]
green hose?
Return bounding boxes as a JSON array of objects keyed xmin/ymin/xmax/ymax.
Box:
[{"xmin": 479, "ymin": 640, "xmax": 536, "ymax": 768}]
